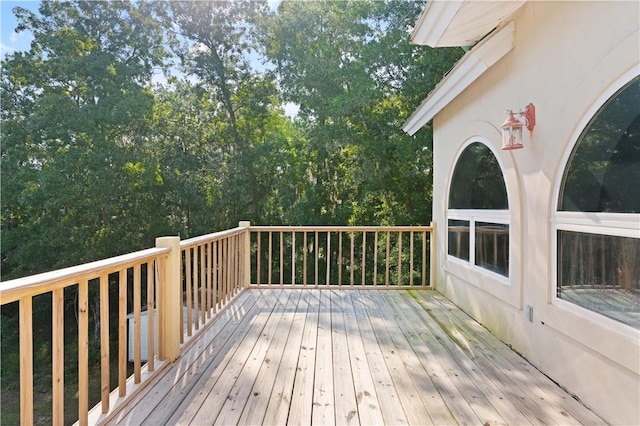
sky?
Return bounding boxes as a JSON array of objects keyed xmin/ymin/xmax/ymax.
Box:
[
  {"xmin": 1, "ymin": 0, "xmax": 283, "ymax": 58},
  {"xmin": 1, "ymin": 0, "xmax": 299, "ymax": 116},
  {"xmin": 1, "ymin": 0, "xmax": 37, "ymax": 58}
]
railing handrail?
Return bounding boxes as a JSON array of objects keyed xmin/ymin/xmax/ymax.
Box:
[
  {"xmin": 180, "ymin": 226, "xmax": 247, "ymax": 249},
  {"xmin": 248, "ymin": 224, "xmax": 435, "ymax": 288},
  {"xmin": 250, "ymin": 225, "xmax": 433, "ymax": 232},
  {"xmin": 0, "ymin": 247, "xmax": 170, "ymax": 305}
]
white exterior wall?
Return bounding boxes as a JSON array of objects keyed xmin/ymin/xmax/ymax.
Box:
[{"xmin": 431, "ymin": 2, "xmax": 639, "ymax": 424}]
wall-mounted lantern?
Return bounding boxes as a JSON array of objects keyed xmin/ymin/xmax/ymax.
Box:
[{"xmin": 501, "ymin": 103, "xmax": 535, "ymax": 150}]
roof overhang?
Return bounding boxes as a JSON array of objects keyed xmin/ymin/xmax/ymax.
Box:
[
  {"xmin": 410, "ymin": 0, "xmax": 526, "ymax": 48},
  {"xmin": 403, "ymin": 20, "xmax": 514, "ymax": 136}
]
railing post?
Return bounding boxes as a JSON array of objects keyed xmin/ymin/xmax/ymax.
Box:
[
  {"xmin": 156, "ymin": 236, "xmax": 181, "ymax": 362},
  {"xmin": 239, "ymin": 221, "xmax": 251, "ymax": 288},
  {"xmin": 430, "ymin": 221, "xmax": 437, "ymax": 287}
]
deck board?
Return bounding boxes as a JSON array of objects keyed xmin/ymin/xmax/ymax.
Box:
[
  {"xmin": 107, "ymin": 289, "xmax": 605, "ymax": 426},
  {"xmin": 385, "ymin": 290, "xmax": 498, "ymax": 425}
]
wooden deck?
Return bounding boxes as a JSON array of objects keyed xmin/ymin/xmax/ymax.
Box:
[{"xmin": 106, "ymin": 289, "xmax": 605, "ymax": 425}]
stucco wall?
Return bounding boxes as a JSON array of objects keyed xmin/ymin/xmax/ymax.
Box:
[{"xmin": 431, "ymin": 1, "xmax": 639, "ymax": 424}]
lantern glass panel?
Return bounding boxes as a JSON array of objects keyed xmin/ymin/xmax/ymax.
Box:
[{"xmin": 502, "ymin": 123, "xmax": 523, "ymax": 150}]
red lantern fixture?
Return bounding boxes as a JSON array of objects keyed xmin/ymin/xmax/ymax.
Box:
[{"xmin": 501, "ymin": 103, "xmax": 535, "ymax": 151}]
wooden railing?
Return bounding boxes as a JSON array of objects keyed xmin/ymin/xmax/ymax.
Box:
[
  {"xmin": 249, "ymin": 225, "xmax": 435, "ymax": 287},
  {"xmin": 0, "ymin": 246, "xmax": 172, "ymax": 426},
  {"xmin": 0, "ymin": 222, "xmax": 436, "ymax": 425},
  {"xmin": 0, "ymin": 225, "xmax": 250, "ymax": 426},
  {"xmin": 179, "ymin": 223, "xmax": 249, "ymax": 341}
]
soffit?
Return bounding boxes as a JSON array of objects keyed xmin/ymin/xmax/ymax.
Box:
[{"xmin": 411, "ymin": 0, "xmax": 526, "ymax": 47}]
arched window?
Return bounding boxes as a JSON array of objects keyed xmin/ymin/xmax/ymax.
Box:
[
  {"xmin": 448, "ymin": 142, "xmax": 510, "ymax": 277},
  {"xmin": 556, "ymin": 75, "xmax": 640, "ymax": 329}
]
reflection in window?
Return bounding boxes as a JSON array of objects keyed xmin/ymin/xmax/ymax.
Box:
[
  {"xmin": 450, "ymin": 143, "xmax": 508, "ymax": 209},
  {"xmin": 448, "ymin": 220, "xmax": 470, "ymax": 261},
  {"xmin": 475, "ymin": 222, "xmax": 509, "ymax": 277},
  {"xmin": 560, "ymin": 76, "xmax": 640, "ymax": 213},
  {"xmin": 558, "ymin": 231, "xmax": 640, "ymax": 328},
  {"xmin": 556, "ymin": 75, "xmax": 640, "ymax": 329}
]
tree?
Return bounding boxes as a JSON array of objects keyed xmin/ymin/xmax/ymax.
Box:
[
  {"xmin": 155, "ymin": 0, "xmax": 302, "ymax": 227},
  {"xmin": 260, "ymin": 0, "xmax": 463, "ymax": 225},
  {"xmin": 1, "ymin": 0, "xmax": 169, "ymax": 277}
]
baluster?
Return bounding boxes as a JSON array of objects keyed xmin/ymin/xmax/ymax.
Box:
[
  {"xmin": 338, "ymin": 232, "xmax": 343, "ymax": 286},
  {"xmin": 118, "ymin": 269, "xmax": 127, "ymax": 396},
  {"xmin": 374, "ymin": 231, "xmax": 379, "ymax": 286},
  {"xmin": 410, "ymin": 232, "xmax": 415, "ymax": 287},
  {"xmin": 147, "ymin": 265, "xmax": 155, "ymax": 372},
  {"xmin": 53, "ymin": 287, "xmax": 65, "ymax": 420},
  {"xmin": 78, "ymin": 279, "xmax": 89, "ymax": 425},
  {"xmin": 19, "ymin": 297, "xmax": 33, "ymax": 425},
  {"xmin": 133, "ymin": 265, "xmax": 141, "ymax": 383},
  {"xmin": 362, "ymin": 231, "xmax": 367, "ymax": 286}
]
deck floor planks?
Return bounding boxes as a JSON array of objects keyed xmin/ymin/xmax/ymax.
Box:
[
  {"xmin": 103, "ymin": 289, "xmax": 606, "ymax": 426},
  {"xmin": 160, "ymin": 289, "xmax": 282, "ymax": 425},
  {"xmin": 348, "ymin": 291, "xmax": 409, "ymax": 425},
  {"xmin": 411, "ymin": 290, "xmax": 593, "ymax": 425},
  {"xmin": 385, "ymin": 289, "xmax": 506, "ymax": 426},
  {"xmin": 334, "ymin": 290, "xmax": 384, "ymax": 425},
  {"xmin": 406, "ymin": 290, "xmax": 557, "ymax": 425},
  {"xmin": 311, "ymin": 289, "xmax": 336, "ymax": 425},
  {"xmin": 358, "ymin": 291, "xmax": 435, "ymax": 425},
  {"xmin": 214, "ymin": 290, "xmax": 302, "ymax": 425},
  {"xmin": 112, "ymin": 289, "xmax": 259, "ymax": 425},
  {"xmin": 416, "ymin": 290, "xmax": 581, "ymax": 425},
  {"xmin": 237, "ymin": 289, "xmax": 304, "ymax": 425},
  {"xmin": 335, "ymin": 291, "xmax": 384, "ymax": 425},
  {"xmin": 419, "ymin": 291, "xmax": 604, "ymax": 425},
  {"xmin": 367, "ymin": 290, "xmax": 481, "ymax": 426},
  {"xmin": 286, "ymin": 289, "xmax": 321, "ymax": 425},
  {"xmin": 329, "ymin": 290, "xmax": 359, "ymax": 425},
  {"xmin": 186, "ymin": 290, "xmax": 293, "ymax": 425},
  {"xmin": 259, "ymin": 290, "xmax": 312, "ymax": 425},
  {"xmin": 394, "ymin": 290, "xmax": 532, "ymax": 426}
]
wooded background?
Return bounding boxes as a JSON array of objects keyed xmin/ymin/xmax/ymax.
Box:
[
  {"xmin": 1, "ymin": 1, "xmax": 463, "ymax": 422},
  {"xmin": 1, "ymin": 0, "xmax": 462, "ymax": 281}
]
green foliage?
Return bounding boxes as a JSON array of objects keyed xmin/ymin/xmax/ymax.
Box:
[
  {"xmin": 2, "ymin": 0, "xmax": 169, "ymax": 278},
  {"xmin": 1, "ymin": 2, "xmax": 463, "ymax": 422},
  {"xmin": 259, "ymin": 0, "xmax": 463, "ymax": 226},
  {"xmin": 1, "ymin": 0, "xmax": 462, "ymax": 277}
]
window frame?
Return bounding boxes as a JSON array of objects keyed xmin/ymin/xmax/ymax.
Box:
[
  {"xmin": 551, "ymin": 69, "xmax": 640, "ymax": 334},
  {"xmin": 446, "ymin": 139, "xmax": 512, "ymax": 283}
]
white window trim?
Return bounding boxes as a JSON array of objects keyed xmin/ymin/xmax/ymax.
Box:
[
  {"xmin": 553, "ymin": 212, "xmax": 640, "ymax": 238},
  {"xmin": 446, "ymin": 211, "xmax": 511, "ymax": 283},
  {"xmin": 445, "ymin": 139, "xmax": 512, "ymax": 284},
  {"xmin": 550, "ymin": 230, "xmax": 639, "ymax": 343}
]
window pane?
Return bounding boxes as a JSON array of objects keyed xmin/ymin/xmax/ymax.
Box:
[
  {"xmin": 448, "ymin": 220, "xmax": 469, "ymax": 261},
  {"xmin": 449, "ymin": 142, "xmax": 508, "ymax": 209},
  {"xmin": 557, "ymin": 230, "xmax": 640, "ymax": 328},
  {"xmin": 475, "ymin": 222, "xmax": 509, "ymax": 277},
  {"xmin": 560, "ymin": 76, "xmax": 640, "ymax": 213}
]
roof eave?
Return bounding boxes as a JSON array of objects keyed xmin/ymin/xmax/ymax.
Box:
[
  {"xmin": 409, "ymin": 1, "xmax": 465, "ymax": 47},
  {"xmin": 402, "ymin": 21, "xmax": 515, "ymax": 136}
]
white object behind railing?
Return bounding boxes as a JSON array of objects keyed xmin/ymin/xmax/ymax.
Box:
[
  {"xmin": 0, "ymin": 245, "xmax": 175, "ymax": 426},
  {"xmin": 0, "ymin": 225, "xmax": 250, "ymax": 426}
]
